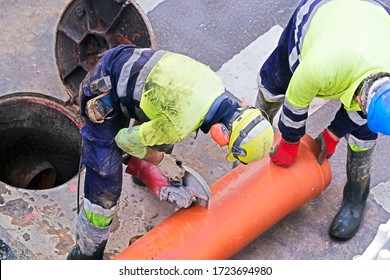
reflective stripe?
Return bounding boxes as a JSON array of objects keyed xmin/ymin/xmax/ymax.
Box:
[
  {"xmin": 288, "ymin": 0, "xmax": 389, "ymax": 71},
  {"xmin": 84, "ymin": 209, "xmax": 112, "ymax": 228},
  {"xmin": 288, "ymin": 0, "xmax": 331, "ymax": 70},
  {"xmin": 347, "ymin": 134, "xmax": 377, "ymax": 150},
  {"xmin": 116, "ymin": 48, "xmax": 148, "ymax": 98},
  {"xmin": 76, "ymin": 206, "xmax": 110, "ymax": 255},
  {"xmin": 133, "ymin": 50, "xmax": 167, "ymax": 102},
  {"xmin": 258, "ymin": 83, "xmax": 285, "ymax": 102},
  {"xmin": 115, "ymin": 48, "xmax": 162, "ymax": 117},
  {"xmin": 83, "ymin": 198, "xmax": 117, "ymax": 218},
  {"xmin": 280, "ymin": 99, "xmax": 308, "ymax": 129},
  {"xmin": 283, "ymin": 98, "xmax": 309, "ymax": 115},
  {"xmin": 280, "ymin": 112, "xmax": 306, "ymax": 129},
  {"xmin": 365, "ymin": 0, "xmax": 390, "ymax": 13},
  {"xmin": 289, "ymin": 1, "xmax": 311, "ymax": 69},
  {"xmin": 231, "ymin": 115, "xmax": 265, "ymax": 159},
  {"xmin": 346, "ymin": 110, "xmax": 367, "ymax": 126}
]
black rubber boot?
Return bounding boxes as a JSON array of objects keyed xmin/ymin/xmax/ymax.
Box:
[
  {"xmin": 255, "ymin": 88, "xmax": 283, "ymax": 125},
  {"xmin": 328, "ymin": 145, "xmax": 375, "ymax": 241},
  {"xmin": 67, "ymin": 241, "xmax": 107, "ymax": 260},
  {"xmin": 67, "ymin": 207, "xmax": 110, "ymax": 260}
]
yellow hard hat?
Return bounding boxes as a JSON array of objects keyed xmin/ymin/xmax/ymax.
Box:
[{"xmin": 226, "ymin": 107, "xmax": 274, "ymax": 164}]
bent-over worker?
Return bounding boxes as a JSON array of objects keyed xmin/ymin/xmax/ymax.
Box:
[
  {"xmin": 67, "ymin": 44, "xmax": 274, "ymax": 259},
  {"xmin": 256, "ymin": 0, "xmax": 390, "ymax": 241}
]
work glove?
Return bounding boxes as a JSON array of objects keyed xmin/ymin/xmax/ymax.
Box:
[
  {"xmin": 315, "ymin": 129, "xmax": 339, "ymax": 165},
  {"xmin": 157, "ymin": 153, "xmax": 185, "ymax": 183},
  {"xmin": 269, "ymin": 139, "xmax": 300, "ymax": 167}
]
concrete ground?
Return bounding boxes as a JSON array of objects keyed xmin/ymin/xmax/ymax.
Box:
[{"xmin": 1, "ymin": 0, "xmax": 390, "ymax": 260}]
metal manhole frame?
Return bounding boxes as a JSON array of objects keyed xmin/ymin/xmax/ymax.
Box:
[{"xmin": 54, "ymin": 0, "xmax": 157, "ymax": 105}]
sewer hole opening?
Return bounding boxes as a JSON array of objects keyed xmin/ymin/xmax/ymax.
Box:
[{"xmin": 0, "ymin": 95, "xmax": 82, "ymax": 190}]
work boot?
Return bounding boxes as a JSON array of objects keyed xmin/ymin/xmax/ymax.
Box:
[
  {"xmin": 67, "ymin": 206, "xmax": 110, "ymax": 260},
  {"xmin": 255, "ymin": 88, "xmax": 283, "ymax": 126},
  {"xmin": 328, "ymin": 145, "xmax": 375, "ymax": 241},
  {"xmin": 67, "ymin": 243, "xmax": 107, "ymax": 260}
]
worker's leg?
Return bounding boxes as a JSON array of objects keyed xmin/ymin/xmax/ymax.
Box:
[
  {"xmin": 67, "ymin": 202, "xmax": 113, "ymax": 260},
  {"xmin": 68, "ymin": 114, "xmax": 129, "ymax": 260},
  {"xmin": 256, "ymin": 0, "xmax": 320, "ymax": 126},
  {"xmin": 328, "ymin": 127, "xmax": 377, "ymax": 240},
  {"xmin": 255, "ymin": 18, "xmax": 293, "ymax": 125},
  {"xmin": 255, "ymin": 87, "xmax": 284, "ymax": 125}
]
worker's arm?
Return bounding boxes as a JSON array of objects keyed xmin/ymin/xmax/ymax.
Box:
[
  {"xmin": 269, "ymin": 57, "xmax": 319, "ymax": 167},
  {"xmin": 282, "ymin": 45, "xmax": 361, "ymax": 142},
  {"xmin": 126, "ymin": 120, "xmax": 164, "ymax": 165},
  {"xmin": 271, "ymin": 48, "xmax": 349, "ymax": 167},
  {"xmin": 279, "ymin": 57, "xmax": 320, "ymax": 144},
  {"xmin": 115, "ymin": 119, "xmax": 184, "ymax": 181}
]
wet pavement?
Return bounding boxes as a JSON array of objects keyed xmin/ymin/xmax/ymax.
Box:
[{"xmin": 1, "ymin": 0, "xmax": 390, "ymax": 260}]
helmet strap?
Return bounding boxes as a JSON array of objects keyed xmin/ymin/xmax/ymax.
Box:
[
  {"xmin": 231, "ymin": 114, "xmax": 265, "ymax": 161},
  {"xmin": 228, "ymin": 105, "xmax": 255, "ymax": 131}
]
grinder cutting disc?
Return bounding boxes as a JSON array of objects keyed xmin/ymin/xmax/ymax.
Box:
[{"xmin": 182, "ymin": 165, "xmax": 212, "ymax": 208}]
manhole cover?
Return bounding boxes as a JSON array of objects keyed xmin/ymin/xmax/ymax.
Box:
[{"xmin": 55, "ymin": 0, "xmax": 156, "ymax": 104}]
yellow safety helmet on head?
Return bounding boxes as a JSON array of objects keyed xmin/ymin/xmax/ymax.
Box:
[{"xmin": 211, "ymin": 107, "xmax": 274, "ymax": 164}]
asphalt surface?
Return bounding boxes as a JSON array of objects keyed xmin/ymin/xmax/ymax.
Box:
[{"xmin": 1, "ymin": 0, "xmax": 390, "ymax": 260}]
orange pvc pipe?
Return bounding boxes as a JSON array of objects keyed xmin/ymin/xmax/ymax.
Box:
[{"xmin": 114, "ymin": 133, "xmax": 332, "ymax": 260}]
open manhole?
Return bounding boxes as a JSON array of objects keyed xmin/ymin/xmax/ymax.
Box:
[
  {"xmin": 0, "ymin": 93, "xmax": 82, "ymax": 190},
  {"xmin": 55, "ymin": 0, "xmax": 156, "ymax": 104}
]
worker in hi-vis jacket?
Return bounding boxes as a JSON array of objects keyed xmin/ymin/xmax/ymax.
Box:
[
  {"xmin": 67, "ymin": 44, "xmax": 274, "ymax": 259},
  {"xmin": 256, "ymin": 0, "xmax": 390, "ymax": 241}
]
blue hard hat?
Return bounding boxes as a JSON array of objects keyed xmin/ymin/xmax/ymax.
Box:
[{"xmin": 367, "ymin": 82, "xmax": 390, "ymax": 135}]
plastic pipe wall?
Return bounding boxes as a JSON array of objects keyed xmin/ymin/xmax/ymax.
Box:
[{"xmin": 114, "ymin": 133, "xmax": 332, "ymax": 260}]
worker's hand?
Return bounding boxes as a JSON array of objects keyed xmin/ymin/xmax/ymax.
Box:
[
  {"xmin": 157, "ymin": 153, "xmax": 185, "ymax": 183},
  {"xmin": 315, "ymin": 129, "xmax": 339, "ymax": 165},
  {"xmin": 269, "ymin": 139, "xmax": 300, "ymax": 167}
]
